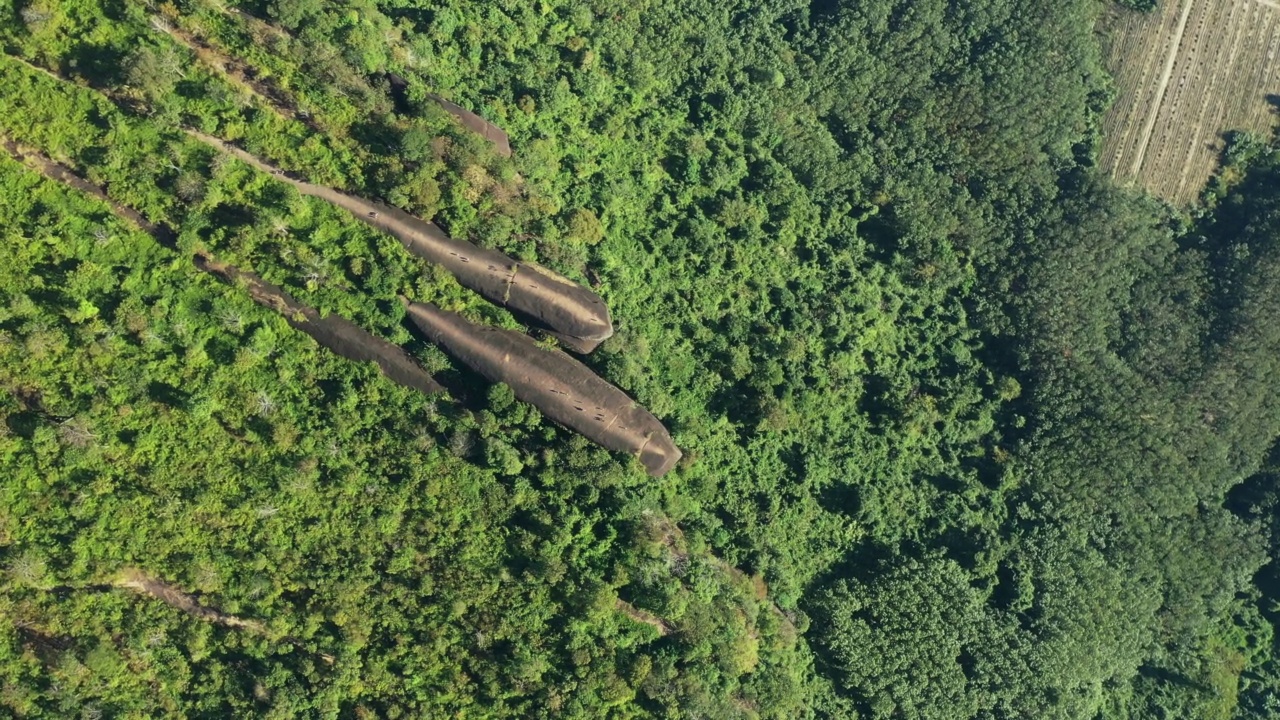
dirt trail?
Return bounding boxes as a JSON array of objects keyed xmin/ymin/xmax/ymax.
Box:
[
  {"xmin": 403, "ymin": 300, "xmax": 679, "ymax": 476},
  {"xmin": 615, "ymin": 599, "xmax": 671, "ymax": 636},
  {"xmin": 188, "ymin": 131, "xmax": 613, "ymax": 352},
  {"xmin": 15, "ymin": 570, "xmax": 334, "ymax": 666},
  {"xmin": 196, "ymin": 5, "xmax": 513, "ymax": 157},
  {"xmin": 194, "ymin": 255, "xmax": 445, "ymax": 396},
  {"xmin": 114, "ymin": 569, "xmax": 334, "ymax": 664},
  {"xmin": 153, "ymin": 16, "xmax": 320, "ymax": 132},
  {"xmin": 2, "ymin": 134, "xmax": 443, "ymax": 398},
  {"xmin": 645, "ymin": 513, "xmax": 797, "ymax": 637},
  {"xmin": 115, "ymin": 568, "xmax": 266, "ymax": 632}
]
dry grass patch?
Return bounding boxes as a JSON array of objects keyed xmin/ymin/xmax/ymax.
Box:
[{"xmin": 1100, "ymin": 0, "xmax": 1280, "ymax": 204}]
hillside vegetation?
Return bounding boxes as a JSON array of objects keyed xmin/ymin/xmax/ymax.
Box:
[{"xmin": 3, "ymin": 0, "xmax": 1280, "ymax": 717}]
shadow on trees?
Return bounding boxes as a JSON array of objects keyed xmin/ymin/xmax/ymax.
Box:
[
  {"xmin": 1138, "ymin": 664, "xmax": 1214, "ymax": 694},
  {"xmin": 348, "ymin": 119, "xmax": 400, "ymax": 158},
  {"xmin": 855, "ymin": 209, "xmax": 903, "ymax": 266},
  {"xmin": 375, "ymin": 71, "xmax": 412, "ymax": 115},
  {"xmin": 4, "ymin": 410, "xmax": 42, "ymax": 440},
  {"xmin": 147, "ymin": 380, "xmax": 190, "ymax": 410},
  {"xmin": 59, "ymin": 42, "xmax": 128, "ymax": 86},
  {"xmin": 206, "ymin": 202, "xmax": 258, "ymax": 232}
]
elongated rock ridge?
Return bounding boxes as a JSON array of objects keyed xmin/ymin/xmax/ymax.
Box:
[
  {"xmin": 2, "ymin": 138, "xmax": 167, "ymax": 240},
  {"xmin": 194, "ymin": 255, "xmax": 444, "ymax": 396},
  {"xmin": 187, "ymin": 131, "xmax": 611, "ymax": 352},
  {"xmin": 403, "ymin": 300, "xmax": 680, "ymax": 477},
  {"xmin": 427, "ymin": 93, "xmax": 513, "ymax": 157}
]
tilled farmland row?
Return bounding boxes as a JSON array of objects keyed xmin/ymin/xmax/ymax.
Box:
[
  {"xmin": 1100, "ymin": 0, "xmax": 1190, "ymax": 180},
  {"xmin": 1100, "ymin": 0, "xmax": 1280, "ymax": 204}
]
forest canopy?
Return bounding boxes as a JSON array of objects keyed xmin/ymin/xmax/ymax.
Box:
[{"xmin": 2, "ymin": 0, "xmax": 1280, "ymax": 717}]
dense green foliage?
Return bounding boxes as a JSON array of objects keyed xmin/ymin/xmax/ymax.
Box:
[{"xmin": 2, "ymin": 0, "xmax": 1279, "ymax": 717}]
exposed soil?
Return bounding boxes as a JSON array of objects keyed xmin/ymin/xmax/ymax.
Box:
[
  {"xmin": 642, "ymin": 512, "xmax": 797, "ymax": 638},
  {"xmin": 116, "ymin": 568, "xmax": 267, "ymax": 633},
  {"xmin": 13, "ymin": 569, "xmax": 334, "ymax": 668},
  {"xmin": 180, "ymin": 7, "xmax": 511, "ymax": 156},
  {"xmin": 193, "ymin": 254, "xmax": 444, "ymax": 397},
  {"xmin": 188, "ymin": 131, "xmax": 613, "ymax": 352},
  {"xmin": 1125, "ymin": 0, "xmax": 1197, "ymax": 180},
  {"xmin": 403, "ymin": 300, "xmax": 679, "ymax": 477},
  {"xmin": 1100, "ymin": 0, "xmax": 1280, "ymax": 203},
  {"xmin": 8, "ymin": 57, "xmax": 680, "ymax": 479}
]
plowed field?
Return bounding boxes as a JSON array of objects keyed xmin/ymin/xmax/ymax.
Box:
[{"xmin": 1100, "ymin": 0, "xmax": 1280, "ymax": 204}]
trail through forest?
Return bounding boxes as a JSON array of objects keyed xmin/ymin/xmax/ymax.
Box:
[{"xmin": 1, "ymin": 137, "xmax": 163, "ymax": 239}]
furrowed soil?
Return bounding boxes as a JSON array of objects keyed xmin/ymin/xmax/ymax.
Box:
[{"xmin": 1100, "ymin": 0, "xmax": 1280, "ymax": 204}]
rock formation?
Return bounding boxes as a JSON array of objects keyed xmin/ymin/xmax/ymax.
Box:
[
  {"xmin": 188, "ymin": 131, "xmax": 613, "ymax": 352},
  {"xmin": 195, "ymin": 255, "xmax": 444, "ymax": 396},
  {"xmin": 403, "ymin": 300, "xmax": 680, "ymax": 477}
]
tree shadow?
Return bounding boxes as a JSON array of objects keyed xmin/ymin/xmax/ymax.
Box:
[
  {"xmin": 203, "ymin": 336, "xmax": 238, "ymax": 366},
  {"xmin": 348, "ymin": 119, "xmax": 400, "ymax": 158},
  {"xmin": 4, "ymin": 411, "xmax": 42, "ymax": 440},
  {"xmin": 60, "ymin": 41, "xmax": 128, "ymax": 86},
  {"xmin": 147, "ymin": 381, "xmax": 190, "ymax": 410},
  {"xmin": 204, "ymin": 203, "xmax": 257, "ymax": 233},
  {"xmin": 1138, "ymin": 664, "xmax": 1214, "ymax": 694},
  {"xmin": 374, "ymin": 71, "xmax": 413, "ymax": 116}
]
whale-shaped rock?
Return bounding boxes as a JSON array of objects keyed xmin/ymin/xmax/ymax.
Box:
[{"xmin": 404, "ymin": 300, "xmax": 679, "ymax": 477}]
